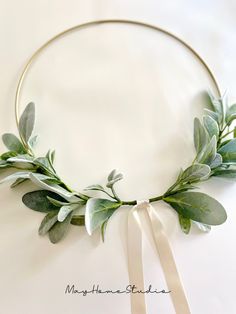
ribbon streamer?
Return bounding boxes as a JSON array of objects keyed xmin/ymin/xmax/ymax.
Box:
[{"xmin": 127, "ymin": 200, "xmax": 191, "ymax": 314}]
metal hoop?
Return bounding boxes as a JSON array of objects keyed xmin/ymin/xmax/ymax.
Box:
[{"xmin": 15, "ymin": 19, "xmax": 221, "ymax": 130}]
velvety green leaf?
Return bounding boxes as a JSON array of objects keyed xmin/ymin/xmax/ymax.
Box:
[
  {"xmin": 70, "ymin": 215, "xmax": 85, "ymax": 226},
  {"xmin": 194, "ymin": 118, "xmax": 208, "ymax": 154},
  {"xmin": 28, "ymin": 135, "xmax": 38, "ymax": 149},
  {"xmin": 218, "ymin": 139, "xmax": 236, "ymax": 162},
  {"xmin": 203, "ymin": 115, "xmax": 219, "ymax": 139},
  {"xmin": 198, "ymin": 136, "xmax": 217, "ymax": 165},
  {"xmin": 204, "ymin": 109, "xmax": 219, "ymax": 124},
  {"xmin": 0, "ymin": 172, "xmax": 50, "ymax": 184},
  {"xmin": 107, "ymin": 169, "xmax": 123, "ymax": 187},
  {"xmin": 180, "ymin": 164, "xmax": 211, "ymax": 183},
  {"xmin": 22, "ymin": 190, "xmax": 67, "ymax": 212},
  {"xmin": 38, "ymin": 210, "xmax": 58, "ymax": 236},
  {"xmin": 84, "ymin": 184, "xmax": 104, "ymax": 191},
  {"xmin": 0, "ymin": 160, "xmax": 11, "ymax": 168},
  {"xmin": 57, "ymin": 203, "xmax": 79, "ymax": 222},
  {"xmin": 164, "ymin": 192, "xmax": 227, "ymax": 225},
  {"xmin": 213, "ymin": 169, "xmax": 236, "ymax": 178},
  {"xmin": 29, "ymin": 173, "xmax": 78, "ymax": 202},
  {"xmin": 210, "ymin": 153, "xmax": 222, "ymax": 169},
  {"xmin": 47, "ymin": 196, "xmax": 70, "ymax": 207},
  {"xmin": 193, "ymin": 221, "xmax": 211, "ymax": 233},
  {"xmin": 2, "ymin": 133, "xmax": 25, "ymax": 153},
  {"xmin": 226, "ymin": 104, "xmax": 236, "ymax": 124},
  {"xmin": 85, "ymin": 198, "xmax": 121, "ymax": 235},
  {"xmin": 8, "ymin": 154, "xmax": 34, "ymax": 163},
  {"xmin": 208, "ymin": 93, "xmax": 224, "ymax": 123},
  {"xmin": 234, "ymin": 127, "xmax": 236, "ymax": 138},
  {"xmin": 19, "ymin": 102, "xmax": 35, "ymax": 143},
  {"xmin": 1, "ymin": 151, "xmax": 18, "ymax": 160},
  {"xmin": 101, "ymin": 219, "xmax": 108, "ymax": 242},
  {"xmin": 178, "ymin": 214, "xmax": 191, "ymax": 234},
  {"xmin": 49, "ymin": 212, "xmax": 72, "ymax": 243},
  {"xmin": 10, "ymin": 178, "xmax": 28, "ymax": 188}
]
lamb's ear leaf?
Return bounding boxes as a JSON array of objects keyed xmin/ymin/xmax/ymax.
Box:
[
  {"xmin": 194, "ymin": 118, "xmax": 208, "ymax": 155},
  {"xmin": 164, "ymin": 192, "xmax": 227, "ymax": 225},
  {"xmin": 38, "ymin": 210, "xmax": 59, "ymax": 236},
  {"xmin": 85, "ymin": 198, "xmax": 121, "ymax": 235},
  {"xmin": 178, "ymin": 214, "xmax": 191, "ymax": 234},
  {"xmin": 2, "ymin": 133, "xmax": 25, "ymax": 153},
  {"xmin": 19, "ymin": 102, "xmax": 35, "ymax": 143},
  {"xmin": 49, "ymin": 212, "xmax": 73, "ymax": 243},
  {"xmin": 22, "ymin": 190, "xmax": 67, "ymax": 212}
]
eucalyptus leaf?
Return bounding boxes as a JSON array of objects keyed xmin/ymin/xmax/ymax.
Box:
[
  {"xmin": 57, "ymin": 203, "xmax": 79, "ymax": 222},
  {"xmin": 49, "ymin": 212, "xmax": 72, "ymax": 243},
  {"xmin": 194, "ymin": 118, "xmax": 208, "ymax": 154},
  {"xmin": 2, "ymin": 133, "xmax": 25, "ymax": 153},
  {"xmin": 178, "ymin": 214, "xmax": 191, "ymax": 234},
  {"xmin": 180, "ymin": 164, "xmax": 211, "ymax": 183},
  {"xmin": 22, "ymin": 190, "xmax": 67, "ymax": 212},
  {"xmin": 38, "ymin": 210, "xmax": 58, "ymax": 236},
  {"xmin": 85, "ymin": 198, "xmax": 121, "ymax": 235},
  {"xmin": 203, "ymin": 115, "xmax": 219, "ymax": 139},
  {"xmin": 164, "ymin": 192, "xmax": 227, "ymax": 225},
  {"xmin": 19, "ymin": 102, "xmax": 35, "ymax": 143}
]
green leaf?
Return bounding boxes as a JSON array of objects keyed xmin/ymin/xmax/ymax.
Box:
[
  {"xmin": 180, "ymin": 164, "xmax": 211, "ymax": 183},
  {"xmin": 22, "ymin": 190, "xmax": 67, "ymax": 212},
  {"xmin": 38, "ymin": 210, "xmax": 58, "ymax": 236},
  {"xmin": 47, "ymin": 196, "xmax": 70, "ymax": 207},
  {"xmin": 57, "ymin": 203, "xmax": 79, "ymax": 222},
  {"xmin": 29, "ymin": 173, "xmax": 78, "ymax": 202},
  {"xmin": 208, "ymin": 92, "xmax": 224, "ymax": 123},
  {"xmin": 209, "ymin": 153, "xmax": 222, "ymax": 169},
  {"xmin": 198, "ymin": 135, "xmax": 217, "ymax": 165},
  {"xmin": 19, "ymin": 102, "xmax": 35, "ymax": 143},
  {"xmin": 107, "ymin": 169, "xmax": 123, "ymax": 187},
  {"xmin": 194, "ymin": 118, "xmax": 208, "ymax": 154},
  {"xmin": 70, "ymin": 215, "xmax": 85, "ymax": 226},
  {"xmin": 2, "ymin": 133, "xmax": 25, "ymax": 153},
  {"xmin": 84, "ymin": 184, "xmax": 105, "ymax": 192},
  {"xmin": 193, "ymin": 221, "xmax": 211, "ymax": 233},
  {"xmin": 234, "ymin": 127, "xmax": 236, "ymax": 138},
  {"xmin": 0, "ymin": 160, "xmax": 10, "ymax": 169},
  {"xmin": 1, "ymin": 151, "xmax": 18, "ymax": 160},
  {"xmin": 203, "ymin": 115, "xmax": 219, "ymax": 139},
  {"xmin": 226, "ymin": 104, "xmax": 236, "ymax": 124},
  {"xmin": 204, "ymin": 109, "xmax": 220, "ymax": 124},
  {"xmin": 213, "ymin": 169, "xmax": 236, "ymax": 178},
  {"xmin": 49, "ymin": 212, "xmax": 72, "ymax": 243},
  {"xmin": 218, "ymin": 139, "xmax": 236, "ymax": 162},
  {"xmin": 164, "ymin": 192, "xmax": 227, "ymax": 225},
  {"xmin": 34, "ymin": 157, "xmax": 54, "ymax": 174},
  {"xmin": 85, "ymin": 198, "xmax": 121, "ymax": 235},
  {"xmin": 101, "ymin": 219, "xmax": 108, "ymax": 242},
  {"xmin": 28, "ymin": 135, "xmax": 38, "ymax": 149},
  {"xmin": 0, "ymin": 172, "xmax": 50, "ymax": 184},
  {"xmin": 10, "ymin": 178, "xmax": 28, "ymax": 188},
  {"xmin": 178, "ymin": 214, "xmax": 191, "ymax": 234}
]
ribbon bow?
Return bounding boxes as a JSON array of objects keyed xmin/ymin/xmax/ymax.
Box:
[{"xmin": 127, "ymin": 200, "xmax": 191, "ymax": 314}]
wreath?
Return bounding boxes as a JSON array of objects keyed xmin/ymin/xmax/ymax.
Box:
[{"xmin": 0, "ymin": 92, "xmax": 235, "ymax": 243}]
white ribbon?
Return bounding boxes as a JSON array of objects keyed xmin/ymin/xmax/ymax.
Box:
[{"xmin": 127, "ymin": 200, "xmax": 191, "ymax": 314}]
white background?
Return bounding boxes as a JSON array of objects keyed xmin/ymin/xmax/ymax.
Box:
[{"xmin": 0, "ymin": 1, "xmax": 236, "ymax": 314}]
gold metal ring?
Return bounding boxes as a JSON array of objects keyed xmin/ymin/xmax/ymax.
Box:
[{"xmin": 15, "ymin": 19, "xmax": 221, "ymax": 131}]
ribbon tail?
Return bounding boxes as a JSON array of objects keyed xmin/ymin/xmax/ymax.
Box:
[
  {"xmin": 127, "ymin": 205, "xmax": 147, "ymax": 314},
  {"xmin": 145, "ymin": 204, "xmax": 191, "ymax": 314}
]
